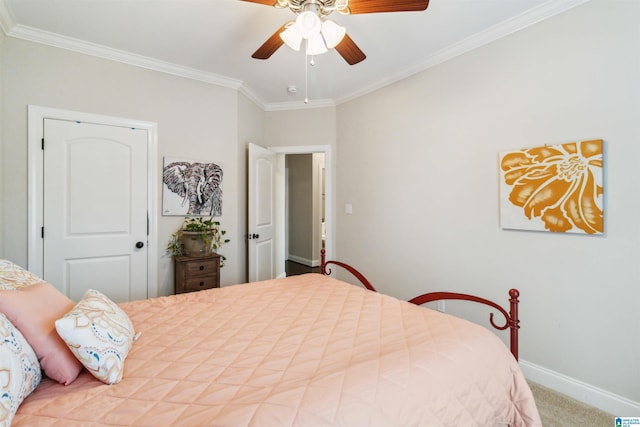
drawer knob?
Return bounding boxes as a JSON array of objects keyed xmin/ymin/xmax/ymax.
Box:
[
  {"xmin": 199, "ymin": 281, "xmax": 205, "ymax": 286},
  {"xmin": 199, "ymin": 265, "xmax": 204, "ymax": 271}
]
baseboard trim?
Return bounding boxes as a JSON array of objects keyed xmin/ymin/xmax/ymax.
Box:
[{"xmin": 520, "ymin": 359, "xmax": 640, "ymax": 416}]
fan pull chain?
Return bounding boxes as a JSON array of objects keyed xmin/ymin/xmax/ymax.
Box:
[{"xmin": 304, "ymin": 51, "xmax": 309, "ymax": 104}]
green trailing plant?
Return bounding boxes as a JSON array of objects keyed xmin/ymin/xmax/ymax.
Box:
[{"xmin": 167, "ymin": 217, "xmax": 230, "ymax": 266}]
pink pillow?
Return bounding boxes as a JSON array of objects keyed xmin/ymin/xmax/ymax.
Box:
[{"xmin": 0, "ymin": 282, "xmax": 83, "ymax": 385}]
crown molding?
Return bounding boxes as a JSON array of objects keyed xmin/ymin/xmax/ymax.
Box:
[
  {"xmin": 264, "ymin": 98, "xmax": 336, "ymax": 112},
  {"xmin": 6, "ymin": 23, "xmax": 244, "ymax": 91},
  {"xmin": 239, "ymin": 85, "xmax": 336, "ymax": 112},
  {"xmin": 1, "ymin": 0, "xmax": 591, "ymax": 110},
  {"xmin": 334, "ymin": 0, "xmax": 592, "ymax": 105},
  {"xmin": 0, "ymin": 0, "xmax": 15, "ymax": 35},
  {"xmin": 238, "ymin": 83, "xmax": 267, "ymax": 111}
]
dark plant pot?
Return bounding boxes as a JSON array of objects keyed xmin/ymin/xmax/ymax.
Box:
[{"xmin": 180, "ymin": 231, "xmax": 214, "ymax": 257}]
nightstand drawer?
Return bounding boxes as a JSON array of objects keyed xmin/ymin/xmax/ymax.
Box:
[
  {"xmin": 174, "ymin": 254, "xmax": 221, "ymax": 294},
  {"xmin": 183, "ymin": 258, "xmax": 218, "ymax": 277},
  {"xmin": 183, "ymin": 276, "xmax": 219, "ymax": 292}
]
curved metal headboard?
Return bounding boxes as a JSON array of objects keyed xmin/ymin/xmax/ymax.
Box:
[
  {"xmin": 409, "ymin": 290, "xmax": 520, "ymax": 361},
  {"xmin": 320, "ymin": 249, "xmax": 377, "ymax": 292},
  {"xmin": 320, "ymin": 248, "xmax": 520, "ymax": 360}
]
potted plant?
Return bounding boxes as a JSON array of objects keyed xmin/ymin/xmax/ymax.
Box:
[{"xmin": 167, "ymin": 217, "xmax": 229, "ymax": 265}]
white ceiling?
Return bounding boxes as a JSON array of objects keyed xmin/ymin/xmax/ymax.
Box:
[{"xmin": 0, "ymin": 0, "xmax": 588, "ymax": 110}]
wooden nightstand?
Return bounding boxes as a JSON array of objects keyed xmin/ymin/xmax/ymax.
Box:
[{"xmin": 174, "ymin": 254, "xmax": 220, "ymax": 294}]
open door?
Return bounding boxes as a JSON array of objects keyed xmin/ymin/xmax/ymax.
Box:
[{"xmin": 248, "ymin": 143, "xmax": 278, "ymax": 282}]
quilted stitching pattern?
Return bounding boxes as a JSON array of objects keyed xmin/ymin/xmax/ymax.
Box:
[{"xmin": 14, "ymin": 274, "xmax": 540, "ymax": 426}]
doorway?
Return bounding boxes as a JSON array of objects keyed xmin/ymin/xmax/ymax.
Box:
[
  {"xmin": 248, "ymin": 144, "xmax": 332, "ymax": 281},
  {"xmin": 285, "ymin": 153, "xmax": 325, "ymax": 276}
]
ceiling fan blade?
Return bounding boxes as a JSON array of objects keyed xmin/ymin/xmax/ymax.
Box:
[
  {"xmin": 240, "ymin": 0, "xmax": 277, "ymax": 6},
  {"xmin": 252, "ymin": 25, "xmax": 287, "ymax": 60},
  {"xmin": 347, "ymin": 0, "xmax": 429, "ymax": 14},
  {"xmin": 335, "ymin": 34, "xmax": 366, "ymax": 65}
]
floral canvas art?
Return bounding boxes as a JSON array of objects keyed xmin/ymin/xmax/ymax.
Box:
[{"xmin": 499, "ymin": 139, "xmax": 603, "ymax": 234}]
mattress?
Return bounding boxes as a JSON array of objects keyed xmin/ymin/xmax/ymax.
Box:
[{"xmin": 14, "ymin": 273, "xmax": 541, "ymax": 426}]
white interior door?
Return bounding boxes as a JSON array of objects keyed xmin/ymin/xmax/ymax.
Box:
[
  {"xmin": 248, "ymin": 143, "xmax": 277, "ymax": 282},
  {"xmin": 43, "ymin": 118, "xmax": 149, "ymax": 302}
]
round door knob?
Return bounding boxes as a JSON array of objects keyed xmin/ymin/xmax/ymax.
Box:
[{"xmin": 135, "ymin": 241, "xmax": 144, "ymax": 249}]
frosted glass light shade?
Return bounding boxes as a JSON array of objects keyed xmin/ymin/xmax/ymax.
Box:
[
  {"xmin": 321, "ymin": 20, "xmax": 346, "ymax": 48},
  {"xmin": 306, "ymin": 34, "xmax": 328, "ymax": 55},
  {"xmin": 280, "ymin": 25, "xmax": 302, "ymax": 51},
  {"xmin": 296, "ymin": 11, "xmax": 322, "ymax": 38}
]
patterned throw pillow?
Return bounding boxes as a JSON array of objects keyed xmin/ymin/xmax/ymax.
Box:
[
  {"xmin": 0, "ymin": 259, "xmax": 45, "ymax": 290},
  {"xmin": 0, "ymin": 313, "xmax": 42, "ymax": 427},
  {"xmin": 55, "ymin": 289, "xmax": 137, "ymax": 385}
]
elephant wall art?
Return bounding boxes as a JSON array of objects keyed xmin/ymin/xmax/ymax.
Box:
[{"xmin": 162, "ymin": 157, "xmax": 223, "ymax": 216}]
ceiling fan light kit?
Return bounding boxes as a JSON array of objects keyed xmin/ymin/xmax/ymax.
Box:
[
  {"xmin": 306, "ymin": 34, "xmax": 329, "ymax": 55},
  {"xmin": 321, "ymin": 20, "xmax": 346, "ymax": 48},
  {"xmin": 280, "ymin": 24, "xmax": 303, "ymax": 51},
  {"xmin": 246, "ymin": 0, "xmax": 429, "ymax": 65},
  {"xmin": 246, "ymin": 0, "xmax": 429, "ymax": 102},
  {"xmin": 279, "ymin": 10, "xmax": 346, "ymax": 56},
  {"xmin": 296, "ymin": 10, "xmax": 322, "ymax": 38}
]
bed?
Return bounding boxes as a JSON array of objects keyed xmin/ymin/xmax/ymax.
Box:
[{"xmin": 1, "ymin": 257, "xmax": 541, "ymax": 426}]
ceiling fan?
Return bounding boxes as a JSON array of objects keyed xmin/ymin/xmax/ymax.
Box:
[{"xmin": 243, "ymin": 0, "xmax": 430, "ymax": 65}]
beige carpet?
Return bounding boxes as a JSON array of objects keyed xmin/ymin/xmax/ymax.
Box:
[{"xmin": 529, "ymin": 381, "xmax": 614, "ymax": 427}]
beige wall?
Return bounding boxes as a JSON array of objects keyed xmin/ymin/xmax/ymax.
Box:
[
  {"xmin": 237, "ymin": 92, "xmax": 265, "ymax": 282},
  {"xmin": 0, "ymin": 30, "xmax": 4, "ymax": 259},
  {"xmin": 1, "ymin": 37, "xmax": 250, "ymax": 294},
  {"xmin": 287, "ymin": 154, "xmax": 313, "ymax": 263},
  {"xmin": 264, "ymin": 107, "xmax": 336, "ymax": 149},
  {"xmin": 336, "ymin": 0, "xmax": 639, "ymax": 410}
]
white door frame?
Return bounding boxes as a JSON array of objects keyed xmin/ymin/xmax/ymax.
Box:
[
  {"xmin": 269, "ymin": 145, "xmax": 334, "ymax": 266},
  {"xmin": 27, "ymin": 105, "xmax": 159, "ymax": 298}
]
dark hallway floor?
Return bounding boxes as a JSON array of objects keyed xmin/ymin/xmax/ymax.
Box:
[{"xmin": 285, "ymin": 260, "xmax": 321, "ymax": 276}]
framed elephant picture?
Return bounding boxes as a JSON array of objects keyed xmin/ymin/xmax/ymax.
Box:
[{"xmin": 162, "ymin": 157, "xmax": 223, "ymax": 216}]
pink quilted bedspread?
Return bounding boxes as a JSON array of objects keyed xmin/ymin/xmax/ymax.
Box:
[{"xmin": 15, "ymin": 274, "xmax": 541, "ymax": 426}]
